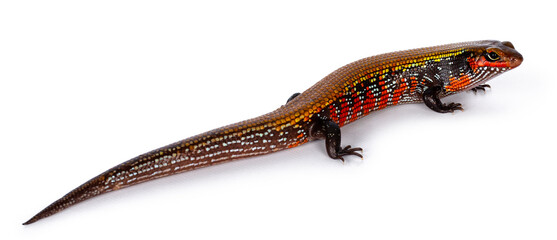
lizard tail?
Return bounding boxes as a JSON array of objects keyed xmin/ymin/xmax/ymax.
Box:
[{"xmin": 23, "ymin": 112, "xmax": 301, "ymax": 225}]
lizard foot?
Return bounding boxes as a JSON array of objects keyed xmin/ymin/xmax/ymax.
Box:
[
  {"xmin": 470, "ymin": 84, "xmax": 491, "ymax": 94},
  {"xmin": 334, "ymin": 145, "xmax": 363, "ymax": 162}
]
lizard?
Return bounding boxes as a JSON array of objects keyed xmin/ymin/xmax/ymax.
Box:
[{"xmin": 23, "ymin": 40, "xmax": 523, "ymax": 225}]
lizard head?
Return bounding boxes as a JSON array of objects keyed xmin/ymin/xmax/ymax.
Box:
[
  {"xmin": 443, "ymin": 40, "xmax": 522, "ymax": 93},
  {"xmin": 469, "ymin": 40, "xmax": 523, "ymax": 70}
]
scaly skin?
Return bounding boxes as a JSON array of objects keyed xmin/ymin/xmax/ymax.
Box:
[{"xmin": 23, "ymin": 40, "xmax": 523, "ymax": 225}]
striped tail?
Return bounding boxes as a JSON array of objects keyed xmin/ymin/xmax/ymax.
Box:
[{"xmin": 23, "ymin": 109, "xmax": 306, "ymax": 224}]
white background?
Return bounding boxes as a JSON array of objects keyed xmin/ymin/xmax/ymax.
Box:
[{"xmin": 1, "ymin": 0, "xmax": 555, "ymax": 239}]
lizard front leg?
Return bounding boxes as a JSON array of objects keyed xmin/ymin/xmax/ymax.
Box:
[{"xmin": 422, "ymin": 86, "xmax": 464, "ymax": 113}]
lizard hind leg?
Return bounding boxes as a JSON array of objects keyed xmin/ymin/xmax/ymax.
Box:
[
  {"xmin": 310, "ymin": 115, "xmax": 363, "ymax": 162},
  {"xmin": 286, "ymin": 92, "xmax": 301, "ymax": 104}
]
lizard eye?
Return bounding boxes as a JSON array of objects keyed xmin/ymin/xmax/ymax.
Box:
[{"xmin": 486, "ymin": 51, "xmax": 500, "ymax": 61}]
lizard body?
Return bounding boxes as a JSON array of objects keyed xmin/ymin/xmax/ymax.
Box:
[{"xmin": 24, "ymin": 40, "xmax": 523, "ymax": 225}]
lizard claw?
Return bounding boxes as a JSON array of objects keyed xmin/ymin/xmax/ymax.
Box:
[
  {"xmin": 336, "ymin": 145, "xmax": 363, "ymax": 160},
  {"xmin": 470, "ymin": 84, "xmax": 491, "ymax": 94},
  {"xmin": 438, "ymin": 102, "xmax": 463, "ymax": 113}
]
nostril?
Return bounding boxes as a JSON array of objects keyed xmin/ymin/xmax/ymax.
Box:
[{"xmin": 509, "ymin": 55, "xmax": 523, "ymax": 68}]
